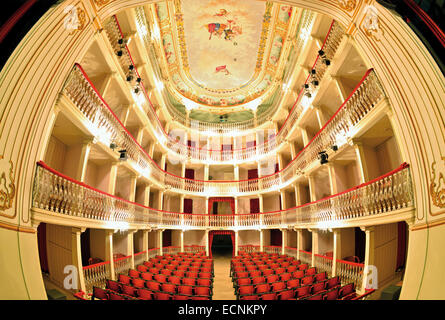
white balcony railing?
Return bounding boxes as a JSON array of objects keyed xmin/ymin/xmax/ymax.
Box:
[
  {"xmin": 63, "ymin": 62, "xmax": 384, "ymax": 196},
  {"xmin": 33, "ymin": 162, "xmax": 413, "ymax": 230},
  {"xmin": 105, "ymin": 15, "xmax": 345, "ymax": 162}
]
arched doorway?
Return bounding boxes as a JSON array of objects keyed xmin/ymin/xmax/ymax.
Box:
[{"xmin": 209, "ymin": 231, "xmax": 234, "ymax": 258}]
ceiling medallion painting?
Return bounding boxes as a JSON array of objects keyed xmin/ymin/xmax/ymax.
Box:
[{"xmin": 154, "ymin": 0, "xmax": 295, "ymax": 109}]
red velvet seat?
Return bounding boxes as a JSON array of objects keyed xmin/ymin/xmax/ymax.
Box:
[
  {"xmin": 178, "ymin": 285, "xmax": 193, "ymax": 295},
  {"xmin": 262, "ymin": 269, "xmax": 274, "ymax": 277},
  {"xmin": 199, "ymin": 272, "xmax": 212, "ymax": 279},
  {"xmin": 305, "ymin": 267, "xmax": 317, "ymax": 275},
  {"xmin": 141, "ymin": 272, "xmax": 153, "ymax": 281},
  {"xmin": 287, "ymin": 278, "xmax": 300, "ymax": 289},
  {"xmin": 255, "ymin": 283, "xmax": 271, "ymax": 294},
  {"xmin": 250, "ymin": 270, "xmax": 262, "ymax": 278},
  {"xmin": 173, "ymin": 270, "xmax": 185, "ymax": 278},
  {"xmin": 292, "ymin": 270, "xmax": 305, "ymax": 279},
  {"xmin": 137, "ymin": 288, "xmax": 153, "ymax": 300},
  {"xmin": 339, "ymin": 283, "xmax": 356, "ymax": 299},
  {"xmin": 168, "ymin": 275, "xmax": 182, "ymax": 285},
  {"xmin": 160, "ymin": 269, "xmax": 172, "ymax": 276},
  {"xmin": 234, "ymin": 271, "xmax": 249, "ymax": 279},
  {"xmin": 131, "ymin": 278, "xmax": 145, "ymax": 288},
  {"xmin": 280, "ymin": 273, "xmax": 292, "ymax": 282},
  {"xmin": 109, "ymin": 291, "xmax": 126, "ymax": 300},
  {"xmin": 195, "ymin": 286, "xmax": 211, "ymax": 297},
  {"xmin": 92, "ymin": 287, "xmax": 109, "ymax": 300},
  {"xmin": 275, "ymin": 267, "xmax": 286, "ymax": 274},
  {"xmin": 122, "ymin": 284, "xmax": 137, "ymax": 297},
  {"xmin": 137, "ymin": 265, "xmax": 148, "ymax": 273},
  {"xmin": 311, "ymin": 281, "xmax": 327, "ymax": 294},
  {"xmin": 154, "ymin": 274, "xmax": 167, "ymax": 283},
  {"xmin": 315, "ymin": 272, "xmax": 327, "ymax": 282},
  {"xmin": 278, "ymin": 289, "xmax": 295, "ymax": 300},
  {"xmin": 298, "ymin": 264, "xmax": 309, "ymax": 271},
  {"xmin": 162, "ymin": 283, "xmax": 177, "ymax": 294},
  {"xmin": 326, "ymin": 276, "xmax": 340, "ymax": 289},
  {"xmin": 154, "ymin": 292, "xmax": 171, "ymax": 300},
  {"xmin": 261, "ymin": 293, "xmax": 277, "ymax": 300},
  {"xmin": 271, "ymin": 281, "xmax": 286, "ymax": 292},
  {"xmin": 295, "ymin": 285, "xmax": 311, "ymax": 299},
  {"xmin": 287, "ymin": 265, "xmax": 298, "ymax": 273},
  {"xmin": 149, "ymin": 268, "xmax": 160, "ymax": 274},
  {"xmin": 236, "ymin": 277, "xmax": 251, "ymax": 287},
  {"xmin": 128, "ymin": 269, "xmax": 140, "ymax": 278},
  {"xmin": 146, "ymin": 281, "xmax": 160, "ymax": 291},
  {"xmin": 143, "ymin": 261, "xmax": 153, "ymax": 268},
  {"xmin": 197, "ymin": 278, "xmax": 212, "ymax": 287},
  {"xmin": 182, "ymin": 278, "xmax": 196, "ymax": 286},
  {"xmin": 118, "ymin": 274, "xmax": 131, "ymax": 285},
  {"xmin": 173, "ymin": 294, "xmax": 190, "ymax": 300},
  {"xmin": 324, "ymin": 288, "xmax": 339, "ymax": 300},
  {"xmin": 266, "ymin": 274, "xmax": 279, "ymax": 283},
  {"xmin": 238, "ymin": 285, "xmax": 255, "ymax": 296},
  {"xmin": 240, "ymin": 294, "xmax": 259, "ymax": 300},
  {"xmin": 106, "ymin": 279, "xmax": 121, "ymax": 293},
  {"xmin": 304, "ymin": 292, "xmax": 324, "ymax": 300},
  {"xmin": 252, "ymin": 276, "xmax": 266, "ymax": 285},
  {"xmin": 186, "ymin": 271, "xmax": 198, "ymax": 278},
  {"xmin": 301, "ymin": 275, "xmax": 314, "ymax": 286}
]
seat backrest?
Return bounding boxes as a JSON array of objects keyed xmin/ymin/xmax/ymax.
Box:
[
  {"xmin": 261, "ymin": 293, "xmax": 277, "ymax": 300},
  {"xmin": 186, "ymin": 271, "xmax": 198, "ymax": 278},
  {"xmin": 109, "ymin": 291, "xmax": 125, "ymax": 300},
  {"xmin": 141, "ymin": 272, "xmax": 153, "ymax": 281},
  {"xmin": 252, "ymin": 276, "xmax": 266, "ymax": 285},
  {"xmin": 298, "ymin": 263, "xmax": 309, "ymax": 271},
  {"xmin": 160, "ymin": 269, "xmax": 172, "ymax": 276},
  {"xmin": 237, "ymin": 277, "xmax": 251, "ymax": 286},
  {"xmin": 240, "ymin": 295, "xmax": 259, "ymax": 300},
  {"xmin": 173, "ymin": 270, "xmax": 185, "ymax": 278},
  {"xmin": 293, "ymin": 270, "xmax": 305, "ymax": 279},
  {"xmin": 182, "ymin": 277, "xmax": 196, "ymax": 286},
  {"xmin": 326, "ymin": 276, "xmax": 340, "ymax": 289},
  {"xmin": 168, "ymin": 276, "xmax": 182, "ymax": 285},
  {"xmin": 137, "ymin": 265, "xmax": 148, "ymax": 273},
  {"xmin": 146, "ymin": 281, "xmax": 160, "ymax": 291},
  {"xmin": 131, "ymin": 278, "xmax": 145, "ymax": 288},
  {"xmin": 287, "ymin": 278, "xmax": 300, "ymax": 288},
  {"xmin": 278, "ymin": 289, "xmax": 295, "ymax": 300},
  {"xmin": 199, "ymin": 272, "xmax": 212, "ymax": 279},
  {"xmin": 325, "ymin": 288, "xmax": 339, "ymax": 300},
  {"xmin": 106, "ymin": 279, "xmax": 121, "ymax": 292},
  {"xmin": 195, "ymin": 286, "xmax": 210, "ymax": 296},
  {"xmin": 178, "ymin": 285, "xmax": 193, "ymax": 295},
  {"xmin": 128, "ymin": 269, "xmax": 140, "ymax": 278},
  {"xmin": 306, "ymin": 292, "xmax": 324, "ymax": 300},
  {"xmin": 272, "ymin": 281, "xmax": 286, "ymax": 291},
  {"xmin": 306, "ymin": 267, "xmax": 317, "ymax": 275},
  {"xmin": 275, "ymin": 267, "xmax": 286, "ymax": 274},
  {"xmin": 92, "ymin": 287, "xmax": 109, "ymax": 300},
  {"xmin": 154, "ymin": 292, "xmax": 171, "ymax": 300},
  {"xmin": 315, "ymin": 272, "xmax": 327, "ymax": 282},
  {"xmin": 197, "ymin": 278, "xmax": 212, "ymax": 287},
  {"xmin": 118, "ymin": 274, "xmax": 131, "ymax": 285},
  {"xmin": 339, "ymin": 283, "xmax": 355, "ymax": 297},
  {"xmin": 137, "ymin": 288, "xmax": 153, "ymax": 300},
  {"xmin": 162, "ymin": 283, "xmax": 177, "ymax": 293},
  {"xmin": 235, "ymin": 271, "xmax": 249, "ymax": 279},
  {"xmin": 255, "ymin": 283, "xmax": 271, "ymax": 294},
  {"xmin": 296, "ymin": 285, "xmax": 311, "ymax": 298},
  {"xmin": 266, "ymin": 275, "xmax": 279, "ymax": 283},
  {"xmin": 302, "ymin": 276, "xmax": 314, "ymax": 286},
  {"xmin": 238, "ymin": 285, "xmax": 255, "ymax": 295},
  {"xmin": 311, "ymin": 281, "xmax": 326, "ymax": 293},
  {"xmin": 250, "ymin": 271, "xmax": 262, "ymax": 278},
  {"xmin": 262, "ymin": 269, "xmax": 274, "ymax": 276},
  {"xmin": 173, "ymin": 294, "xmax": 190, "ymax": 300},
  {"xmin": 122, "ymin": 284, "xmax": 137, "ymax": 296}
]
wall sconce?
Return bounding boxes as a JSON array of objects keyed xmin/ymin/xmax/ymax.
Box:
[
  {"xmin": 318, "ymin": 50, "xmax": 330, "ymax": 65},
  {"xmin": 110, "ymin": 143, "xmax": 117, "ymax": 151},
  {"xmin": 331, "ymin": 145, "xmax": 338, "ymax": 151},
  {"xmin": 318, "ymin": 151, "xmax": 328, "ymax": 164}
]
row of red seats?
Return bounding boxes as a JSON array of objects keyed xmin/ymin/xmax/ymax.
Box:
[
  {"xmin": 234, "ymin": 271, "xmax": 328, "ymax": 289},
  {"xmin": 130, "ymin": 268, "xmax": 213, "ymax": 280},
  {"xmin": 231, "ymin": 264, "xmax": 312, "ymax": 278},
  {"xmin": 141, "ymin": 263, "xmax": 213, "ymax": 274},
  {"xmin": 120, "ymin": 271, "xmax": 213, "ymax": 287}
]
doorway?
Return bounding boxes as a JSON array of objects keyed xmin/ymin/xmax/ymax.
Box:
[{"xmin": 209, "ymin": 231, "xmax": 234, "ymax": 258}]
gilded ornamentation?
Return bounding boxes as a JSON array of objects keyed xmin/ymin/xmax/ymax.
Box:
[
  {"xmin": 64, "ymin": 5, "xmax": 87, "ymax": 35},
  {"xmin": 338, "ymin": 0, "xmax": 357, "ymax": 12},
  {"xmin": 94, "ymin": 0, "xmax": 112, "ymax": 7},
  {"xmin": 430, "ymin": 157, "xmax": 445, "ymax": 208},
  {"xmin": 361, "ymin": 5, "xmax": 384, "ymax": 41},
  {"xmin": 0, "ymin": 156, "xmax": 15, "ymax": 212}
]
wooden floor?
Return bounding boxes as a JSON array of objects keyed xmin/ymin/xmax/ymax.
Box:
[{"xmin": 211, "ymin": 249, "xmax": 236, "ymax": 300}]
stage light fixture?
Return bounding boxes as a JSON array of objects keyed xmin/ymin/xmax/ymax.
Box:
[
  {"xmin": 119, "ymin": 149, "xmax": 127, "ymax": 161},
  {"xmin": 318, "ymin": 151, "xmax": 328, "ymax": 164}
]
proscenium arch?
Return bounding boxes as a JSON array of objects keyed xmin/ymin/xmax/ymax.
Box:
[{"xmin": 0, "ymin": 0, "xmax": 443, "ymax": 299}]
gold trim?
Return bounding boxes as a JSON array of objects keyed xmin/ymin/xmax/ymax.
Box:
[
  {"xmin": 0, "ymin": 221, "xmax": 36, "ymax": 234},
  {"xmin": 411, "ymin": 218, "xmax": 445, "ymax": 231},
  {"xmin": 430, "ymin": 157, "xmax": 445, "ymax": 209},
  {"xmin": 0, "ymin": 156, "xmax": 16, "ymax": 214}
]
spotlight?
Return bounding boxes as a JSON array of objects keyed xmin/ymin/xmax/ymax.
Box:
[
  {"xmin": 127, "ymin": 75, "xmax": 133, "ymax": 82},
  {"xmin": 331, "ymin": 145, "xmax": 338, "ymax": 151},
  {"xmin": 304, "ymin": 84, "xmax": 310, "ymax": 89},
  {"xmin": 118, "ymin": 39, "xmax": 124, "ymax": 45},
  {"xmin": 136, "ymin": 77, "xmax": 142, "ymax": 83},
  {"xmin": 318, "ymin": 50, "xmax": 325, "ymax": 56},
  {"xmin": 304, "ymin": 92, "xmax": 312, "ymax": 98},
  {"xmin": 129, "ymin": 65, "xmax": 134, "ymax": 70},
  {"xmin": 318, "ymin": 151, "xmax": 328, "ymax": 164},
  {"xmin": 323, "ymin": 59, "xmax": 331, "ymax": 66},
  {"xmin": 110, "ymin": 143, "xmax": 117, "ymax": 150},
  {"xmin": 134, "ymin": 87, "xmax": 140, "ymax": 94},
  {"xmin": 117, "ymin": 50, "xmax": 123, "ymax": 57},
  {"xmin": 118, "ymin": 149, "xmax": 127, "ymax": 161},
  {"xmin": 311, "ymin": 69, "xmax": 316, "ymax": 75},
  {"xmin": 312, "ymin": 80, "xmax": 319, "ymax": 86}
]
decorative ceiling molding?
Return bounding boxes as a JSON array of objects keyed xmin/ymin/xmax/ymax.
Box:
[{"xmin": 150, "ymin": 0, "xmax": 296, "ymax": 110}]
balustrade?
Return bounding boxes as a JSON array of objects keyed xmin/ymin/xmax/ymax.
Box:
[
  {"xmin": 114, "ymin": 255, "xmax": 132, "ymax": 278},
  {"xmin": 83, "ymin": 261, "xmax": 111, "ymax": 294},
  {"xmin": 33, "ymin": 162, "xmax": 413, "ymax": 229}
]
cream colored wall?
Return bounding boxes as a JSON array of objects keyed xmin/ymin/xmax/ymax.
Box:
[
  {"xmin": 374, "ymin": 223, "xmax": 398, "ymax": 287},
  {"xmin": 44, "ymin": 136, "xmax": 67, "ymax": 173},
  {"xmin": 133, "ymin": 230, "xmax": 145, "ymax": 253},
  {"xmin": 340, "ymin": 228, "xmax": 356, "ymax": 260},
  {"xmin": 113, "ymin": 232, "xmax": 129, "ymax": 256},
  {"xmin": 46, "ymin": 224, "xmax": 72, "ymax": 288},
  {"xmin": 239, "ymin": 230, "xmax": 260, "ymax": 246},
  {"xmin": 184, "ymin": 230, "xmax": 206, "ymax": 246},
  {"xmin": 237, "ymin": 198, "xmax": 250, "ymax": 214},
  {"xmin": 148, "ymin": 231, "xmax": 158, "ymax": 249},
  {"xmin": 288, "ymin": 230, "xmax": 298, "ymax": 247},
  {"xmin": 89, "ymin": 229, "xmax": 106, "ymax": 261},
  {"xmin": 263, "ymin": 194, "xmax": 280, "ymax": 212},
  {"xmin": 317, "ymin": 231, "xmax": 333, "ymax": 255}
]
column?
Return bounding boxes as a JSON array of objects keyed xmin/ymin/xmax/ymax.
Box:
[
  {"xmin": 351, "ymin": 139, "xmax": 369, "ymax": 184},
  {"xmin": 71, "ymin": 227, "xmax": 86, "ymax": 293},
  {"xmin": 105, "ymin": 230, "xmax": 115, "ymax": 280},
  {"xmin": 108, "ymin": 162, "xmax": 119, "ymax": 195},
  {"xmin": 315, "ymin": 106, "xmax": 328, "ymax": 130},
  {"xmin": 128, "ymin": 174, "xmax": 137, "ymax": 202},
  {"xmin": 259, "ymin": 229, "xmax": 264, "ymax": 252},
  {"xmin": 309, "ymin": 228, "xmax": 318, "ymax": 267},
  {"xmin": 135, "ymin": 126, "xmax": 144, "ymax": 145},
  {"xmin": 281, "ymin": 229, "xmax": 288, "ymax": 255},
  {"xmin": 296, "ymin": 228, "xmax": 303, "ymax": 260},
  {"xmin": 142, "ymin": 229, "xmax": 149, "ymax": 262},
  {"xmin": 259, "ymin": 194, "xmax": 264, "ymax": 225},
  {"xmin": 127, "ymin": 230, "xmax": 135, "ymax": 269},
  {"xmin": 205, "ymin": 230, "xmax": 210, "ymax": 256},
  {"xmin": 360, "ymin": 226, "xmax": 375, "ymax": 294},
  {"xmin": 158, "ymin": 230, "xmax": 164, "ymax": 256},
  {"xmin": 308, "ymin": 174, "xmax": 317, "ymax": 202},
  {"xmin": 77, "ymin": 138, "xmax": 94, "ymax": 182},
  {"xmin": 98, "ymin": 72, "xmax": 115, "ymax": 97},
  {"xmin": 332, "ymin": 229, "xmax": 341, "ymax": 277},
  {"xmin": 234, "ymin": 231, "xmax": 239, "ymax": 256},
  {"xmin": 294, "ymin": 183, "xmax": 302, "ymax": 206},
  {"xmin": 119, "ymin": 105, "xmax": 131, "ymax": 127},
  {"xmin": 180, "ymin": 230, "xmax": 184, "ymax": 252},
  {"xmin": 327, "ymin": 163, "xmax": 338, "ymax": 195},
  {"xmin": 143, "ymin": 184, "xmax": 151, "ymax": 207}
]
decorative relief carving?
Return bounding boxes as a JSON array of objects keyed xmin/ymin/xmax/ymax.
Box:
[
  {"xmin": 64, "ymin": 4, "xmax": 87, "ymax": 35},
  {"xmin": 94, "ymin": 0, "xmax": 113, "ymax": 7},
  {"xmin": 0, "ymin": 156, "xmax": 16, "ymax": 214},
  {"xmin": 430, "ymin": 157, "xmax": 445, "ymax": 209},
  {"xmin": 361, "ymin": 5, "xmax": 384, "ymax": 41},
  {"xmin": 338, "ymin": 0, "xmax": 357, "ymax": 12}
]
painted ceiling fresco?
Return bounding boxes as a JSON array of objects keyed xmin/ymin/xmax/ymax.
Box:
[{"xmin": 153, "ymin": 0, "xmax": 295, "ymax": 109}]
